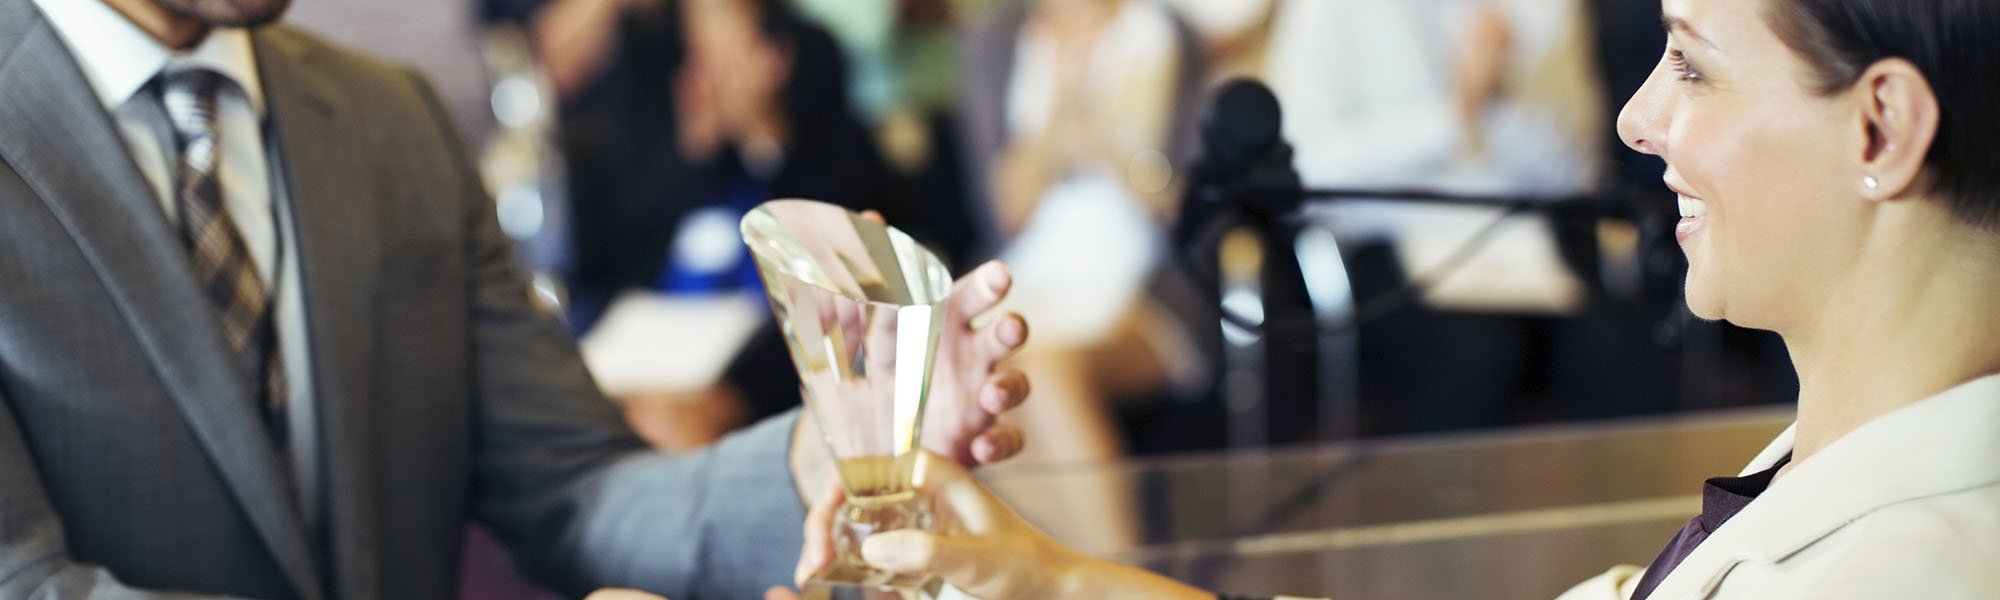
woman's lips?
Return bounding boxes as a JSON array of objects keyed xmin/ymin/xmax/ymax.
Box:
[{"xmin": 1675, "ymin": 194, "xmax": 1707, "ymax": 244}]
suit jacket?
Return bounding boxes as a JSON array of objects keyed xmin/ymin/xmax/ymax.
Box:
[
  {"xmin": 0, "ymin": 1, "xmax": 806, "ymax": 598},
  {"xmin": 1559, "ymin": 374, "xmax": 2000, "ymax": 599}
]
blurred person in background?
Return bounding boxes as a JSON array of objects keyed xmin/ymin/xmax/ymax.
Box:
[
  {"xmin": 955, "ymin": 0, "xmax": 1207, "ymax": 552},
  {"xmin": 792, "ymin": 0, "xmax": 984, "ymax": 250},
  {"xmin": 1159, "ymin": 0, "xmax": 1277, "ymax": 81},
  {"xmin": 520, "ymin": 0, "xmax": 970, "ymax": 449},
  {"xmin": 1262, "ymin": 0, "xmax": 1608, "ymax": 433}
]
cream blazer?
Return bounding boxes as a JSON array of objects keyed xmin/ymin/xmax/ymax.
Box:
[{"xmin": 1559, "ymin": 374, "xmax": 2000, "ymax": 599}]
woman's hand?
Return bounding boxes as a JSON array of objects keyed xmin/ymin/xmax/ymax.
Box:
[
  {"xmin": 772, "ymin": 453, "xmax": 1211, "ymax": 600},
  {"xmin": 779, "ymin": 453, "xmax": 1081, "ymax": 599}
]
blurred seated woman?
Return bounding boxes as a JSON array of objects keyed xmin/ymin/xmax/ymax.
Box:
[
  {"xmin": 772, "ymin": 0, "xmax": 2000, "ymax": 597},
  {"xmin": 533, "ymin": 0, "xmax": 958, "ymax": 448},
  {"xmin": 954, "ymin": 0, "xmax": 1206, "ymax": 553}
]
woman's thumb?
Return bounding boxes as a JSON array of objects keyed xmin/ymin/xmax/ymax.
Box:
[{"xmin": 861, "ymin": 530, "xmax": 989, "ymax": 584}]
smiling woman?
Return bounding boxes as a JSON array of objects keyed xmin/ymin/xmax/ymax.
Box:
[
  {"xmin": 1591, "ymin": 4, "xmax": 2000, "ymax": 598},
  {"xmin": 1575, "ymin": 1, "xmax": 2000, "ymax": 596},
  {"xmin": 755, "ymin": 0, "xmax": 2000, "ymax": 598}
]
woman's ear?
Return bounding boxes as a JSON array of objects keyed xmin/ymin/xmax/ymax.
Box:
[{"xmin": 1852, "ymin": 58, "xmax": 1940, "ymax": 201}]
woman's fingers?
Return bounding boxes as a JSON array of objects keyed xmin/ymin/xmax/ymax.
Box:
[
  {"xmin": 860, "ymin": 531, "xmax": 970, "ymax": 576},
  {"xmin": 862, "ymin": 531, "xmax": 1029, "ymax": 600},
  {"xmin": 912, "ymin": 451, "xmax": 975, "ymax": 489}
]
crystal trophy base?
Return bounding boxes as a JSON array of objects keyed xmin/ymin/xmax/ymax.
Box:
[
  {"xmin": 800, "ymin": 580, "xmax": 948, "ymax": 600},
  {"xmin": 805, "ymin": 493, "xmax": 936, "ymax": 599},
  {"xmin": 799, "ymin": 575, "xmax": 946, "ymax": 600}
]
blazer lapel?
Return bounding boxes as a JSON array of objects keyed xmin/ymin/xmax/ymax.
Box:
[
  {"xmin": 0, "ymin": 7, "xmax": 323, "ymax": 600},
  {"xmin": 1648, "ymin": 376, "xmax": 2000, "ymax": 598},
  {"xmin": 255, "ymin": 27, "xmax": 383, "ymax": 597}
]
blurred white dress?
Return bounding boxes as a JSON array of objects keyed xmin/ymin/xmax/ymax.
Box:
[
  {"xmin": 1264, "ymin": 0, "xmax": 1605, "ymax": 313},
  {"xmin": 995, "ymin": 0, "xmax": 1180, "ymax": 348}
]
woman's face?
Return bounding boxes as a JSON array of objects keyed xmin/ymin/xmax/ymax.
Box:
[{"xmin": 1619, "ymin": 0, "xmax": 1871, "ymax": 330}]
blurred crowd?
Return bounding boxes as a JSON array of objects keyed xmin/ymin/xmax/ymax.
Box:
[{"xmin": 289, "ymin": 0, "xmax": 1800, "ymax": 464}]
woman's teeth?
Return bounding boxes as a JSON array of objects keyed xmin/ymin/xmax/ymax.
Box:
[{"xmin": 1678, "ymin": 195, "xmax": 1708, "ymax": 218}]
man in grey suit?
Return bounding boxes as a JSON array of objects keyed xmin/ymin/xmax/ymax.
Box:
[{"xmin": 0, "ymin": 0, "xmax": 1033, "ymax": 598}]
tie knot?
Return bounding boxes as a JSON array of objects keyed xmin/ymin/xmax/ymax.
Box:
[{"xmin": 160, "ymin": 67, "xmax": 224, "ymax": 143}]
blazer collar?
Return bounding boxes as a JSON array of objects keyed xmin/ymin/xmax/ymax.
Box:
[{"xmin": 1650, "ymin": 374, "xmax": 2000, "ymax": 598}]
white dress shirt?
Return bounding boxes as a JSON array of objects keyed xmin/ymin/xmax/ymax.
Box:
[{"xmin": 32, "ymin": 0, "xmax": 320, "ymax": 526}]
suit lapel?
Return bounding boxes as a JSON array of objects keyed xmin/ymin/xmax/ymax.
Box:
[
  {"xmin": 255, "ymin": 27, "xmax": 383, "ymax": 597},
  {"xmin": 0, "ymin": 5, "xmax": 323, "ymax": 599}
]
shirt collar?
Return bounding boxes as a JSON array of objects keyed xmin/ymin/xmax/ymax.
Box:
[{"xmin": 31, "ymin": 0, "xmax": 266, "ymax": 117}]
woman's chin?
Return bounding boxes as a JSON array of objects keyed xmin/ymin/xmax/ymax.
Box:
[{"xmin": 1682, "ymin": 277, "xmax": 1726, "ymax": 321}]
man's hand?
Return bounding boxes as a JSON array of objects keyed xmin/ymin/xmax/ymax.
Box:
[
  {"xmin": 922, "ymin": 260, "xmax": 1030, "ymax": 466},
  {"xmin": 788, "ymin": 258, "xmax": 1031, "ymax": 504}
]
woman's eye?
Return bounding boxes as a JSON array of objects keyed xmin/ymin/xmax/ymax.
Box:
[{"xmin": 1668, "ymin": 49, "xmax": 1705, "ymax": 83}]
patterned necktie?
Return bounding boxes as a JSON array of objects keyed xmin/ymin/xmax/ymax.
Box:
[{"xmin": 160, "ymin": 68, "xmax": 288, "ymax": 449}]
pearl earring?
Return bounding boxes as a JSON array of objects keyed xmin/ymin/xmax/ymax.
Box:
[{"xmin": 1863, "ymin": 176, "xmax": 1879, "ymax": 191}]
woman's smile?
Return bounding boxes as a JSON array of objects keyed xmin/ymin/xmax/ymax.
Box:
[{"xmin": 1666, "ymin": 178, "xmax": 1708, "ymax": 245}]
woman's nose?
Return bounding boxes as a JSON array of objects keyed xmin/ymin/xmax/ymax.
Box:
[{"xmin": 1618, "ymin": 67, "xmax": 1670, "ymax": 157}]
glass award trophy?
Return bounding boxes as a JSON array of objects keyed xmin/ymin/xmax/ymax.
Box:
[{"xmin": 742, "ymin": 200, "xmax": 953, "ymax": 600}]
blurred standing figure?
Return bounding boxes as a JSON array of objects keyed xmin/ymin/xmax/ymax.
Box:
[
  {"xmin": 958, "ymin": 0, "xmax": 1205, "ymax": 553},
  {"xmin": 792, "ymin": 0, "xmax": 984, "ymax": 266}
]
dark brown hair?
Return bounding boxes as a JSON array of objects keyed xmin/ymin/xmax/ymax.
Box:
[{"xmin": 1764, "ymin": 0, "xmax": 2000, "ymax": 228}]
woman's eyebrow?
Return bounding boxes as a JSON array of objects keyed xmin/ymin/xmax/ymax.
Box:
[{"xmin": 1662, "ymin": 15, "xmax": 1725, "ymax": 53}]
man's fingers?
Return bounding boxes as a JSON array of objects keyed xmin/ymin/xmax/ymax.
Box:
[
  {"xmin": 584, "ymin": 590, "xmax": 667, "ymax": 600},
  {"xmin": 796, "ymin": 478, "xmax": 843, "ymax": 587},
  {"xmin": 975, "ymin": 313, "xmax": 1029, "ymax": 364},
  {"xmin": 980, "ymin": 370, "xmax": 1030, "ymax": 415},
  {"xmin": 860, "ymin": 210, "xmax": 886, "ymax": 225},
  {"xmin": 970, "ymin": 424, "xmax": 1026, "ymax": 465},
  {"xmin": 948, "ymin": 261, "xmax": 1012, "ymax": 325},
  {"xmin": 764, "ymin": 587, "xmax": 802, "ymax": 600}
]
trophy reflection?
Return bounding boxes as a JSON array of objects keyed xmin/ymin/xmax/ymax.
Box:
[{"xmin": 742, "ymin": 200, "xmax": 952, "ymax": 599}]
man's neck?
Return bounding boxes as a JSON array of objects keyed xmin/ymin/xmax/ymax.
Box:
[
  {"xmin": 101, "ymin": 0, "xmax": 207, "ymax": 50},
  {"xmin": 1784, "ymin": 207, "xmax": 2000, "ymax": 468}
]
